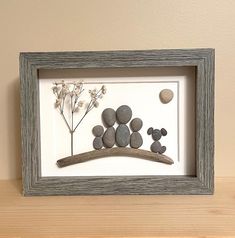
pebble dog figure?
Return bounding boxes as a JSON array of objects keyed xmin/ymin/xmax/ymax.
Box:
[{"xmin": 147, "ymin": 127, "xmax": 167, "ymax": 154}]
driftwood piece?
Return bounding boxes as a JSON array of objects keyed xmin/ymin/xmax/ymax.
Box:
[{"xmin": 57, "ymin": 148, "xmax": 174, "ymax": 168}]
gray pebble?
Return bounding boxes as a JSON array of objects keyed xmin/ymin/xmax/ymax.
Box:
[
  {"xmin": 102, "ymin": 108, "xmax": 116, "ymax": 127},
  {"xmin": 152, "ymin": 129, "xmax": 162, "ymax": 141},
  {"xmin": 93, "ymin": 137, "xmax": 103, "ymax": 150},
  {"xmin": 147, "ymin": 127, "xmax": 153, "ymax": 135},
  {"xmin": 130, "ymin": 118, "xmax": 143, "ymax": 132},
  {"xmin": 102, "ymin": 127, "xmax": 115, "ymax": 148},
  {"xmin": 161, "ymin": 128, "xmax": 167, "ymax": 136},
  {"xmin": 92, "ymin": 125, "xmax": 104, "ymax": 137},
  {"xmin": 130, "ymin": 132, "xmax": 143, "ymax": 149},
  {"xmin": 151, "ymin": 141, "xmax": 162, "ymax": 153},
  {"xmin": 116, "ymin": 124, "xmax": 130, "ymax": 147},
  {"xmin": 159, "ymin": 146, "xmax": 166, "ymax": 154},
  {"xmin": 116, "ymin": 105, "xmax": 132, "ymax": 124}
]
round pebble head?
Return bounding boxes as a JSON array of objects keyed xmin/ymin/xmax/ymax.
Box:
[
  {"xmin": 116, "ymin": 105, "xmax": 132, "ymax": 124},
  {"xmin": 130, "ymin": 118, "xmax": 143, "ymax": 132},
  {"xmin": 159, "ymin": 89, "xmax": 174, "ymax": 104},
  {"xmin": 102, "ymin": 108, "xmax": 116, "ymax": 127},
  {"xmin": 92, "ymin": 125, "xmax": 104, "ymax": 137},
  {"xmin": 152, "ymin": 129, "xmax": 162, "ymax": 141}
]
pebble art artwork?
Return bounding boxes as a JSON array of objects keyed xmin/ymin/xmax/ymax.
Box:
[
  {"xmin": 92, "ymin": 105, "xmax": 168, "ymax": 156},
  {"xmin": 55, "ymin": 83, "xmax": 174, "ymax": 168}
]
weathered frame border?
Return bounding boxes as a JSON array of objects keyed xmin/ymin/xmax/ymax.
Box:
[{"xmin": 20, "ymin": 49, "xmax": 214, "ymax": 196}]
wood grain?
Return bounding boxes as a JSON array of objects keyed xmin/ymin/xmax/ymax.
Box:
[
  {"xmin": 57, "ymin": 148, "xmax": 174, "ymax": 167},
  {"xmin": 20, "ymin": 49, "xmax": 214, "ymax": 195},
  {"xmin": 0, "ymin": 178, "xmax": 234, "ymax": 237}
]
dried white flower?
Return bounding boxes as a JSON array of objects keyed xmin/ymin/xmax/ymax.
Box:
[
  {"xmin": 94, "ymin": 101, "xmax": 99, "ymax": 108},
  {"xmin": 76, "ymin": 81, "xmax": 83, "ymax": 87},
  {"xmin": 101, "ymin": 85, "xmax": 107, "ymax": 94},
  {"xmin": 78, "ymin": 101, "xmax": 84, "ymax": 107},
  {"xmin": 74, "ymin": 106, "xmax": 80, "ymax": 112},
  {"xmin": 55, "ymin": 98, "xmax": 62, "ymax": 108},
  {"xmin": 52, "ymin": 86, "xmax": 58, "ymax": 94},
  {"xmin": 89, "ymin": 89, "xmax": 98, "ymax": 98}
]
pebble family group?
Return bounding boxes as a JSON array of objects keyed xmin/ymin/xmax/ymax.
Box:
[
  {"xmin": 92, "ymin": 105, "xmax": 143, "ymax": 150},
  {"xmin": 92, "ymin": 105, "xmax": 168, "ymax": 155}
]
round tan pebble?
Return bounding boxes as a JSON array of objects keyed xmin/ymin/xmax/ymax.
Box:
[{"xmin": 159, "ymin": 89, "xmax": 174, "ymax": 104}]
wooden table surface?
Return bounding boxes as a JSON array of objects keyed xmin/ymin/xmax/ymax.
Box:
[{"xmin": 0, "ymin": 178, "xmax": 235, "ymax": 237}]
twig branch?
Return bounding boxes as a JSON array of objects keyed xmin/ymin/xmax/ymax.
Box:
[
  {"xmin": 57, "ymin": 148, "xmax": 174, "ymax": 168},
  {"xmin": 60, "ymin": 112, "xmax": 71, "ymax": 132},
  {"xmin": 73, "ymin": 111, "xmax": 88, "ymax": 132}
]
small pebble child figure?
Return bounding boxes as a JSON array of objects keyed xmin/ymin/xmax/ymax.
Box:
[
  {"xmin": 147, "ymin": 127, "xmax": 167, "ymax": 154},
  {"xmin": 92, "ymin": 125, "xmax": 104, "ymax": 150},
  {"xmin": 130, "ymin": 118, "xmax": 143, "ymax": 149}
]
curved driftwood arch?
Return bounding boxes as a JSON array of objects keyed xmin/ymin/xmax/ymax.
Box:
[{"xmin": 57, "ymin": 148, "xmax": 174, "ymax": 168}]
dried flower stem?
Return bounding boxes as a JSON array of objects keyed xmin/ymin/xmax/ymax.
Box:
[
  {"xmin": 71, "ymin": 96, "xmax": 74, "ymax": 156},
  {"xmin": 60, "ymin": 112, "xmax": 71, "ymax": 132},
  {"xmin": 73, "ymin": 110, "xmax": 89, "ymax": 132},
  {"xmin": 52, "ymin": 81, "xmax": 106, "ymax": 156}
]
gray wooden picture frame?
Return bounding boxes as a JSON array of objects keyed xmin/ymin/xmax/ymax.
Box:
[{"xmin": 20, "ymin": 48, "xmax": 214, "ymax": 196}]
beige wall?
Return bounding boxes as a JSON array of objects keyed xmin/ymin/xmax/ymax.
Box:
[{"xmin": 0, "ymin": 0, "xmax": 234, "ymax": 179}]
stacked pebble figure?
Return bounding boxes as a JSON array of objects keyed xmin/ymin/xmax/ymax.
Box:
[
  {"xmin": 147, "ymin": 127, "xmax": 167, "ymax": 154},
  {"xmin": 92, "ymin": 125, "xmax": 105, "ymax": 150},
  {"xmin": 129, "ymin": 118, "xmax": 143, "ymax": 148},
  {"xmin": 92, "ymin": 105, "xmax": 143, "ymax": 149},
  {"xmin": 102, "ymin": 108, "xmax": 116, "ymax": 148}
]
